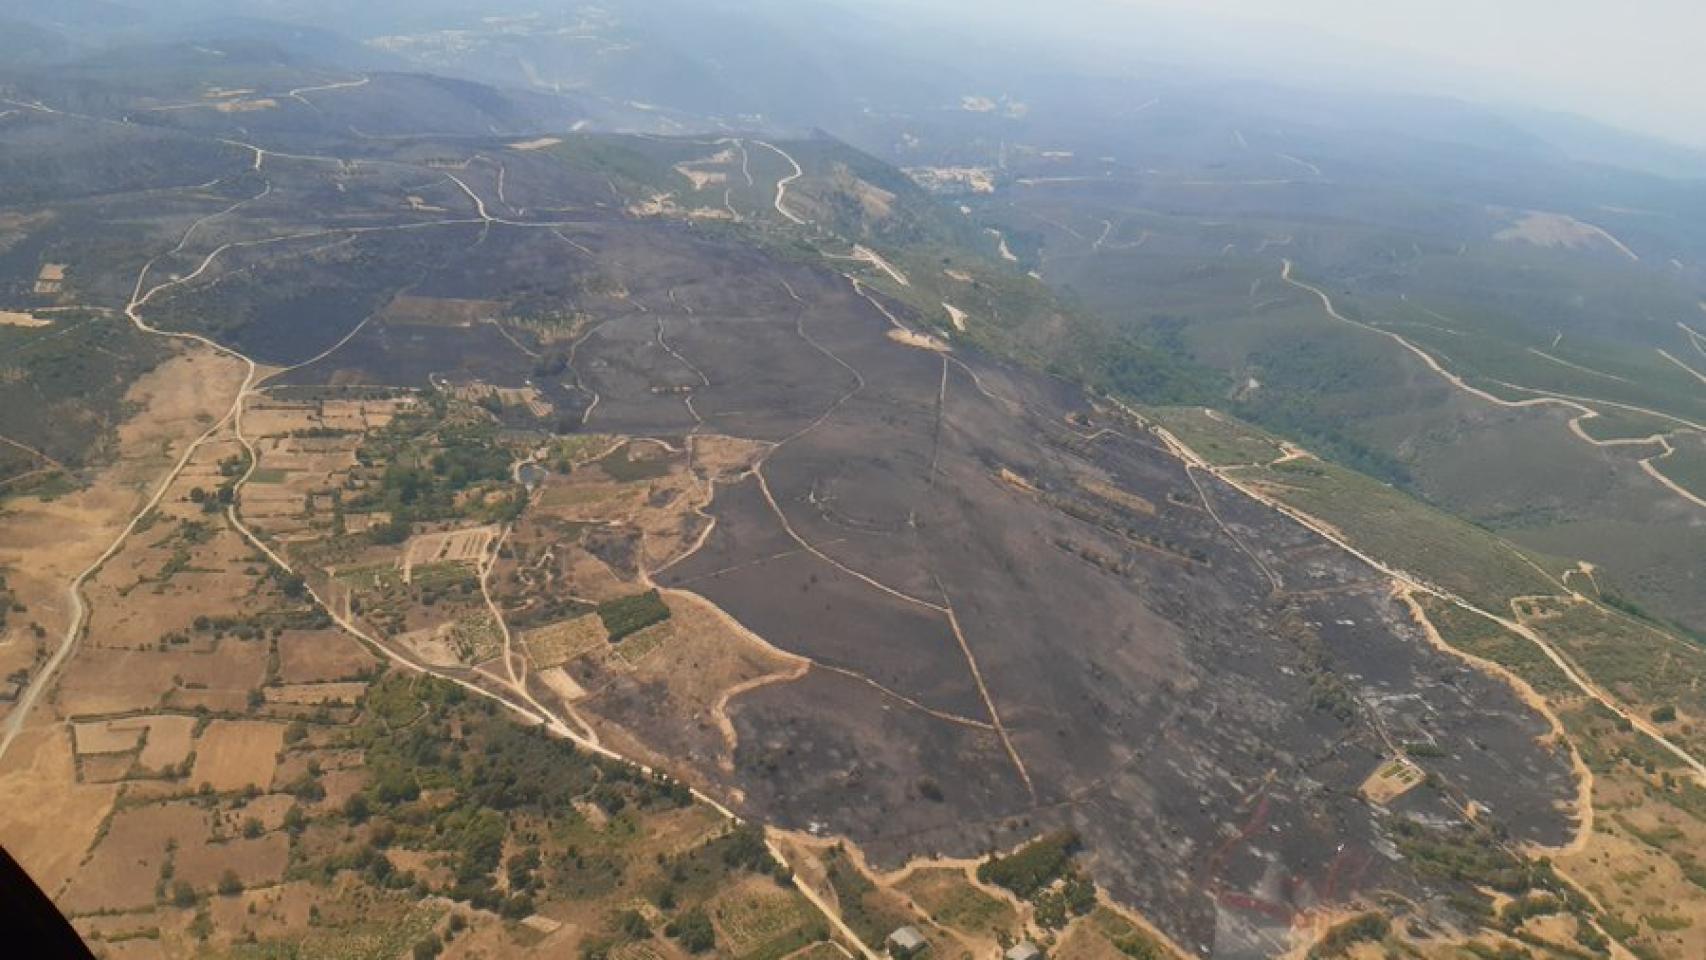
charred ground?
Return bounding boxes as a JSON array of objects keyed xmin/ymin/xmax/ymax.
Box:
[{"xmin": 0, "ymin": 62, "xmax": 1624, "ymax": 960}]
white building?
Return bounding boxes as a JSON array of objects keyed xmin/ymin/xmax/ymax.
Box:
[{"xmin": 886, "ymin": 925, "xmax": 927, "ymax": 957}]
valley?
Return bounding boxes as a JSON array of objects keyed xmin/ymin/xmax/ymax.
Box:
[{"xmin": 0, "ymin": 6, "xmax": 1704, "ymax": 960}]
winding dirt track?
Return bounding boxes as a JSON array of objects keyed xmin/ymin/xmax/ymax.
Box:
[
  {"xmin": 12, "ymin": 113, "xmax": 1687, "ymax": 953},
  {"xmin": 0, "ymin": 96, "xmax": 1084, "ymax": 958},
  {"xmin": 1151, "ymin": 418, "xmax": 1706, "ymax": 787},
  {"xmin": 0, "ymin": 148, "xmax": 888, "ymax": 956},
  {"xmin": 0, "ymin": 186, "xmax": 274, "ymax": 760},
  {"xmin": 0, "ymin": 433, "xmax": 66, "ymax": 475},
  {"xmin": 751, "ymin": 140, "xmax": 806, "ymax": 224},
  {"xmin": 1280, "ymin": 260, "xmax": 1705, "ymax": 511}
]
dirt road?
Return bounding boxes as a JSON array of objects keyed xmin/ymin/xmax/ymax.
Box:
[
  {"xmin": 752, "ymin": 140, "xmax": 806, "ymax": 224},
  {"xmin": 1152, "ymin": 417, "xmax": 1706, "ymax": 787},
  {"xmin": 1280, "ymin": 260, "xmax": 1705, "ymax": 512}
]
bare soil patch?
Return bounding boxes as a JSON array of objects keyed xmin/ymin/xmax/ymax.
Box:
[
  {"xmin": 1493, "ymin": 210, "xmax": 1638, "ymax": 260},
  {"xmin": 942, "ymin": 302, "xmax": 968, "ymax": 332},
  {"xmin": 0, "ymin": 309, "xmax": 51, "ymax": 327},
  {"xmin": 212, "ymin": 98, "xmax": 278, "ymax": 113},
  {"xmin": 886, "ymin": 328, "xmax": 950, "ymax": 352},
  {"xmin": 537, "ymin": 665, "xmax": 587, "ymax": 702},
  {"xmin": 1359, "ymin": 757, "xmax": 1425, "ymax": 805},
  {"xmin": 380, "ymin": 294, "xmax": 506, "ymax": 327}
]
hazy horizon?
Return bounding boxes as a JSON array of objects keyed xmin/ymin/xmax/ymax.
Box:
[{"xmin": 869, "ymin": 0, "xmax": 1706, "ymax": 152}]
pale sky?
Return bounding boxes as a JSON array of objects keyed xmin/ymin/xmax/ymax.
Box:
[
  {"xmin": 1133, "ymin": 0, "xmax": 1703, "ymax": 146},
  {"xmin": 913, "ymin": 0, "xmax": 1706, "ymax": 149}
]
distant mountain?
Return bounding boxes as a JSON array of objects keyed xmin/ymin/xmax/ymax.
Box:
[
  {"xmin": 1503, "ymin": 106, "xmax": 1706, "ymax": 181},
  {"xmin": 0, "ymin": 17, "xmax": 73, "ymax": 64}
]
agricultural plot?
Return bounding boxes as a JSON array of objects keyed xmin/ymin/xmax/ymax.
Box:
[
  {"xmin": 71, "ymin": 718, "xmax": 147, "ymax": 755},
  {"xmin": 598, "ymin": 590, "xmax": 672, "ymax": 642},
  {"xmin": 523, "ymin": 614, "xmax": 608, "ymax": 668},
  {"xmin": 402, "ymin": 525, "xmax": 497, "ymax": 582},
  {"xmin": 709, "ymin": 878, "xmax": 820, "ymax": 957},
  {"xmin": 571, "ymin": 590, "xmax": 804, "ymax": 778},
  {"xmin": 1359, "ymin": 758, "xmax": 1425, "ymax": 805},
  {"xmin": 275, "ymin": 628, "xmax": 379, "ymax": 683},
  {"xmin": 265, "ymin": 681, "xmax": 368, "ymax": 705},
  {"xmin": 189, "ymin": 720, "xmax": 285, "ymax": 793},
  {"xmin": 894, "ymin": 867, "xmax": 1020, "ymax": 946},
  {"xmin": 135, "ymin": 715, "xmax": 198, "ymax": 772},
  {"xmin": 58, "ymin": 801, "xmax": 211, "ymax": 914}
]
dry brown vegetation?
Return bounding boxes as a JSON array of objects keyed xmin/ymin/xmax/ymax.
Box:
[
  {"xmin": 0, "ymin": 309, "xmax": 51, "ymax": 327},
  {"xmin": 188, "ymin": 719, "xmax": 286, "ymax": 792},
  {"xmin": 380, "ymin": 294, "xmax": 507, "ymax": 326},
  {"xmin": 276, "ymin": 628, "xmax": 379, "ymax": 682}
]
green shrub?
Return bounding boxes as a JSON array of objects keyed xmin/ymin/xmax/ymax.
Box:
[
  {"xmin": 667, "ymin": 907, "xmax": 716, "ymax": 953},
  {"xmin": 976, "ymin": 830, "xmax": 1080, "ymax": 899},
  {"xmin": 597, "ymin": 590, "xmax": 671, "ymax": 642},
  {"xmin": 1307, "ymin": 911, "xmax": 1389, "ymax": 958}
]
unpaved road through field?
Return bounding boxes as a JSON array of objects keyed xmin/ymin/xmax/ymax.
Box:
[{"xmin": 1281, "ymin": 260, "xmax": 1705, "ymax": 512}]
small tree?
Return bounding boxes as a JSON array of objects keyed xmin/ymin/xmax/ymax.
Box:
[
  {"xmin": 345, "ymin": 793, "xmax": 371, "ymax": 824},
  {"xmin": 217, "ymin": 870, "xmax": 243, "ymax": 896},
  {"xmin": 667, "ymin": 907, "xmax": 716, "ymax": 954}
]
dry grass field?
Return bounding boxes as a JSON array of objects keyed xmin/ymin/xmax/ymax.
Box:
[
  {"xmin": 59, "ymin": 635, "xmax": 267, "ymax": 714},
  {"xmin": 0, "ymin": 727, "xmax": 118, "ymax": 897},
  {"xmin": 894, "ymin": 866, "xmax": 1020, "ymax": 949},
  {"xmin": 523, "ymin": 613, "xmax": 606, "ymax": 668},
  {"xmin": 265, "ymin": 681, "xmax": 368, "ymax": 705},
  {"xmin": 136, "ymin": 715, "xmax": 198, "ymax": 771},
  {"xmin": 0, "ymin": 348, "xmax": 248, "ymax": 711},
  {"xmin": 276, "ymin": 628, "xmax": 378, "ymax": 682},
  {"xmin": 72, "ymin": 718, "xmax": 147, "ymax": 754},
  {"xmin": 174, "ymin": 833, "xmax": 289, "ymax": 890},
  {"xmin": 381, "ymin": 294, "xmax": 507, "ymax": 326},
  {"xmin": 536, "ymin": 665, "xmax": 587, "ymax": 702},
  {"xmin": 59, "ymin": 801, "xmax": 209, "ymax": 913},
  {"xmin": 189, "ymin": 720, "xmax": 286, "ymax": 793}
]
